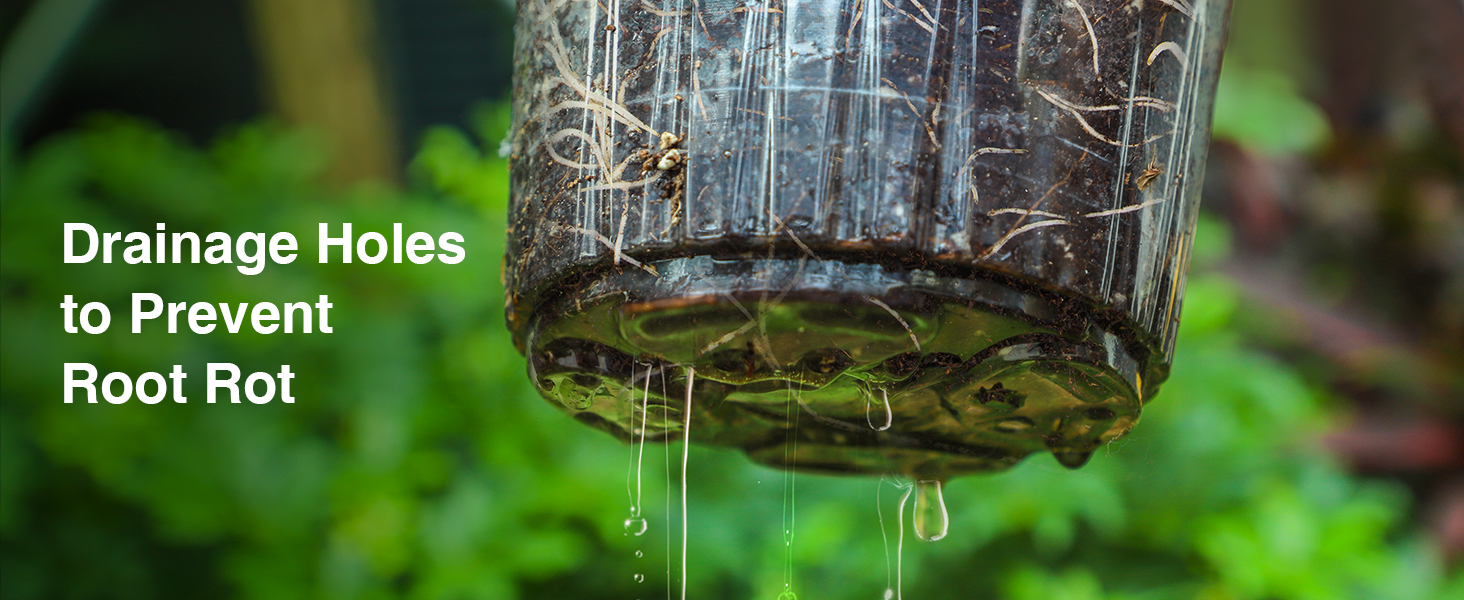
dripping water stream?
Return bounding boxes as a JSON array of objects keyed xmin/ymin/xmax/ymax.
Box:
[
  {"xmin": 874, "ymin": 477, "xmax": 896, "ymax": 600},
  {"xmin": 623, "ymin": 364, "xmax": 653, "ymax": 588},
  {"xmin": 624, "ymin": 363, "xmax": 651, "ymax": 537},
  {"xmin": 663, "ymin": 369, "xmax": 672, "ymax": 600},
  {"xmin": 875, "ymin": 476, "xmax": 950, "ymax": 600},
  {"xmin": 895, "ymin": 481, "xmax": 913, "ymax": 600},
  {"xmin": 679, "ymin": 367, "xmax": 694, "ymax": 600},
  {"xmin": 779, "ymin": 382, "xmax": 801, "ymax": 600},
  {"xmin": 618, "ymin": 366, "xmax": 950, "ymax": 599}
]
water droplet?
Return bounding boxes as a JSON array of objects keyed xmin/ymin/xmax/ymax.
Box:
[
  {"xmin": 633, "ymin": 573, "xmax": 645, "ymax": 583},
  {"xmin": 913, "ymin": 480, "xmax": 948, "ymax": 542},
  {"xmin": 624, "ymin": 516, "xmax": 648, "ymax": 536},
  {"xmin": 864, "ymin": 385, "xmax": 893, "ymax": 431},
  {"xmin": 777, "ymin": 589, "xmax": 798, "ymax": 600},
  {"xmin": 634, "ymin": 550, "xmax": 643, "ymax": 558},
  {"xmin": 1053, "ymin": 449, "xmax": 1093, "ymax": 469},
  {"xmin": 883, "ymin": 589, "xmax": 894, "ymax": 600}
]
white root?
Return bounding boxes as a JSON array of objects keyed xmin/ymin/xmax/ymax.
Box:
[
  {"xmin": 1153, "ymin": 0, "xmax": 1194, "ymax": 19},
  {"xmin": 979, "ymin": 219, "xmax": 1071, "ymax": 258},
  {"xmin": 1146, "ymin": 41, "xmax": 1188, "ymax": 66},
  {"xmin": 1034, "ymin": 88, "xmax": 1165, "ymax": 148},
  {"xmin": 564, "ymin": 225, "xmax": 660, "ymax": 276},
  {"xmin": 1068, "ymin": 0, "xmax": 1101, "ymax": 79},
  {"xmin": 1085, "ymin": 198, "xmax": 1164, "ymax": 218},
  {"xmin": 865, "ymin": 296, "xmax": 921, "ymax": 351},
  {"xmin": 990, "ymin": 207, "xmax": 1066, "ymax": 219}
]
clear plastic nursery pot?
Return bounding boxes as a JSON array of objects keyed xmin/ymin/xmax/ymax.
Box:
[{"xmin": 505, "ymin": 0, "xmax": 1231, "ymax": 480}]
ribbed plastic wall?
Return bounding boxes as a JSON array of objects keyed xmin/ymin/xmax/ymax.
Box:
[{"xmin": 507, "ymin": 0, "xmax": 1229, "ymax": 362}]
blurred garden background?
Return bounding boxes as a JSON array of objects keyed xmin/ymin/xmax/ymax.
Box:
[{"xmin": 1, "ymin": 0, "xmax": 1462, "ymax": 598}]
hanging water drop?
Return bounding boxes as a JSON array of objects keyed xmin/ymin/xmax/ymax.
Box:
[
  {"xmin": 1053, "ymin": 449, "xmax": 1094, "ymax": 469},
  {"xmin": 777, "ymin": 587, "xmax": 798, "ymax": 600},
  {"xmin": 864, "ymin": 385, "xmax": 893, "ymax": 431},
  {"xmin": 624, "ymin": 515, "xmax": 648, "ymax": 536},
  {"xmin": 634, "ymin": 573, "xmax": 645, "ymax": 583},
  {"xmin": 624, "ymin": 365, "xmax": 653, "ymax": 539},
  {"xmin": 883, "ymin": 589, "xmax": 894, "ymax": 600},
  {"xmin": 912, "ymin": 480, "xmax": 948, "ymax": 542},
  {"xmin": 634, "ymin": 550, "xmax": 643, "ymax": 558}
]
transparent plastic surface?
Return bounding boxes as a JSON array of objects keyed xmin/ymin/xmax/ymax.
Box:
[{"xmin": 506, "ymin": 0, "xmax": 1231, "ymax": 478}]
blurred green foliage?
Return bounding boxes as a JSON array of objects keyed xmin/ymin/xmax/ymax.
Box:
[
  {"xmin": 2, "ymin": 108, "xmax": 1460, "ymax": 600},
  {"xmin": 1208, "ymin": 0, "xmax": 1330, "ymax": 154},
  {"xmin": 1212, "ymin": 67, "xmax": 1331, "ymax": 154}
]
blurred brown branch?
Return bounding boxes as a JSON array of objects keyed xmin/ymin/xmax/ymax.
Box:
[
  {"xmin": 1409, "ymin": 0, "xmax": 1464, "ymax": 156},
  {"xmin": 246, "ymin": 0, "xmax": 398, "ymax": 185},
  {"xmin": 1222, "ymin": 257, "xmax": 1464, "ymax": 412}
]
